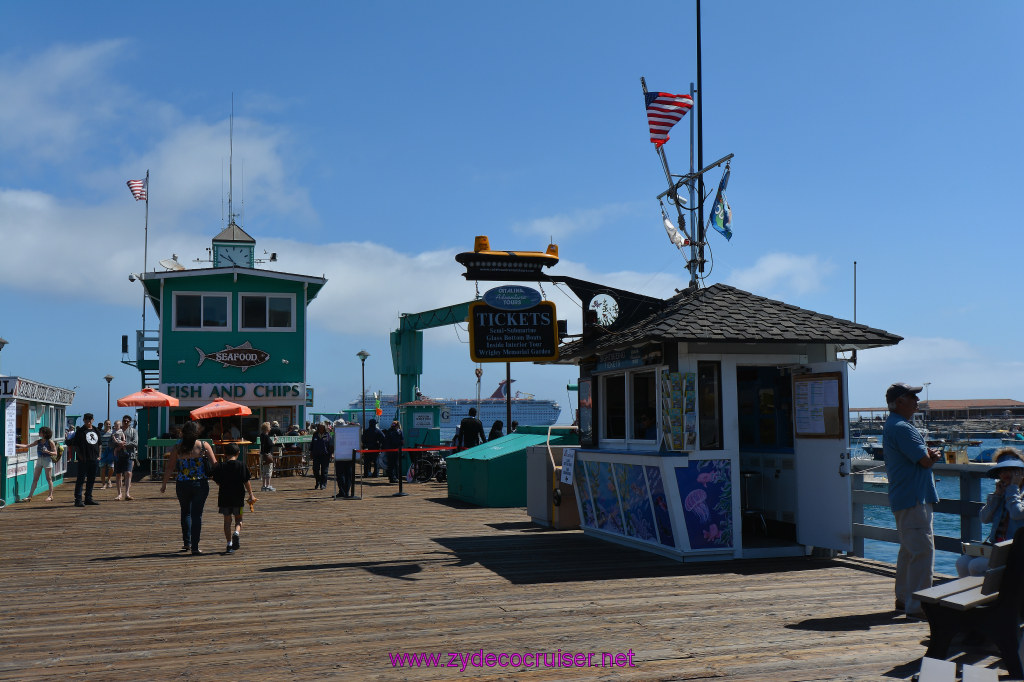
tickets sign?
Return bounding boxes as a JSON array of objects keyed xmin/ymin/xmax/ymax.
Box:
[{"xmin": 468, "ymin": 300, "xmax": 559, "ymax": 363}]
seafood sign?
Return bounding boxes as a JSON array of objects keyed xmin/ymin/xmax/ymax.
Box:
[{"xmin": 195, "ymin": 342, "xmax": 270, "ymax": 372}]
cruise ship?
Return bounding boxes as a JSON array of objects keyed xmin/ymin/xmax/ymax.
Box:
[{"xmin": 345, "ymin": 380, "xmax": 561, "ymax": 441}]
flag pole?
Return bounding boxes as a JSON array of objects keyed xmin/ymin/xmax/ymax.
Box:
[
  {"xmin": 696, "ymin": 0, "xmax": 705, "ymax": 275},
  {"xmin": 142, "ymin": 169, "xmax": 149, "ymax": 333},
  {"xmin": 642, "ymin": 77, "xmax": 699, "ymax": 290}
]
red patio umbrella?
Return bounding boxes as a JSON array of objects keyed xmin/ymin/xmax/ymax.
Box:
[
  {"xmin": 116, "ymin": 387, "xmax": 179, "ymax": 407},
  {"xmin": 189, "ymin": 397, "xmax": 252, "ymax": 420}
]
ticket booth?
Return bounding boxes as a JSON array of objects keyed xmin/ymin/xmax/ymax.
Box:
[{"xmin": 554, "ymin": 283, "xmax": 901, "ymax": 561}]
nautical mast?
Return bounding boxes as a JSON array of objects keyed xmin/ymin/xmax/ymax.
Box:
[{"xmin": 643, "ymin": 0, "xmax": 732, "ymax": 292}]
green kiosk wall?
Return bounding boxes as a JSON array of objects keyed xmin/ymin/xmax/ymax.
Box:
[{"xmin": 446, "ymin": 426, "xmax": 578, "ymax": 507}]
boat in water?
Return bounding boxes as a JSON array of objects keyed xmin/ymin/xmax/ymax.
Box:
[{"xmin": 345, "ymin": 380, "xmax": 561, "ymax": 441}]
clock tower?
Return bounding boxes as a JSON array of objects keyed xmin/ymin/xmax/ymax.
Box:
[{"xmin": 212, "ymin": 220, "xmax": 256, "ymax": 268}]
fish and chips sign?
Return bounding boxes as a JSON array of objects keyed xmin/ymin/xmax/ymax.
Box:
[{"xmin": 469, "ymin": 285, "xmax": 558, "ymax": 363}]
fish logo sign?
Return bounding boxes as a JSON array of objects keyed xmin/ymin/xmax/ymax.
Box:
[{"xmin": 195, "ymin": 341, "xmax": 271, "ymax": 372}]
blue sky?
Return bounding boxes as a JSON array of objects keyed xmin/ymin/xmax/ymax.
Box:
[{"xmin": 1, "ymin": 1, "xmax": 1022, "ymax": 420}]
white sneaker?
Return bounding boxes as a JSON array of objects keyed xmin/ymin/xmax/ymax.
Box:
[{"xmin": 266, "ymin": 485, "xmax": 276, "ymax": 492}]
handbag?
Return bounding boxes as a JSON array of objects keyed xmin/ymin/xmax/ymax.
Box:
[
  {"xmin": 202, "ymin": 443, "xmax": 215, "ymax": 477},
  {"xmin": 50, "ymin": 444, "xmax": 63, "ymax": 464}
]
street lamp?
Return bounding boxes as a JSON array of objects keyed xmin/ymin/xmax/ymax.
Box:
[
  {"xmin": 356, "ymin": 350, "xmax": 370, "ymax": 429},
  {"xmin": 354, "ymin": 350, "xmax": 370, "ymax": 501},
  {"xmin": 104, "ymin": 374, "xmax": 114, "ymax": 421},
  {"xmin": 0, "ymin": 337, "xmax": 8, "ymax": 374}
]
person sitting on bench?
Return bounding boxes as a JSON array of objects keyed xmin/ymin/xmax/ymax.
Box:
[{"xmin": 956, "ymin": 448, "xmax": 1024, "ymax": 577}]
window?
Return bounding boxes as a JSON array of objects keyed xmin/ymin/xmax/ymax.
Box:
[
  {"xmin": 240, "ymin": 294, "xmax": 294, "ymax": 331},
  {"xmin": 698, "ymin": 361, "xmax": 723, "ymax": 450},
  {"xmin": 173, "ymin": 293, "xmax": 229, "ymax": 330},
  {"xmin": 600, "ymin": 369, "xmax": 660, "ymax": 442},
  {"xmin": 630, "ymin": 371, "xmax": 657, "ymax": 440},
  {"xmin": 603, "ymin": 375, "xmax": 626, "ymax": 439}
]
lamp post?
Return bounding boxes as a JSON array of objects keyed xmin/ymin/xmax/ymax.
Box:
[
  {"xmin": 355, "ymin": 350, "xmax": 369, "ymax": 500},
  {"xmin": 104, "ymin": 374, "xmax": 114, "ymax": 421},
  {"xmin": 357, "ymin": 350, "xmax": 370, "ymax": 429},
  {"xmin": 0, "ymin": 337, "xmax": 8, "ymax": 374}
]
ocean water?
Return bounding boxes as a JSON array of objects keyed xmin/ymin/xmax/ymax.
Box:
[{"xmin": 858, "ymin": 438, "xmax": 1002, "ymax": 575}]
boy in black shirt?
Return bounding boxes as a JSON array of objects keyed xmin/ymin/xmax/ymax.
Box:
[{"xmin": 211, "ymin": 444, "xmax": 257, "ymax": 555}]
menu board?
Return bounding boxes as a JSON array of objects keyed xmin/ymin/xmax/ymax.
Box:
[{"xmin": 793, "ymin": 372, "xmax": 844, "ymax": 439}]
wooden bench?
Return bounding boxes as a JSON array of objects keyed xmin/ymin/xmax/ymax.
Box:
[{"xmin": 914, "ymin": 528, "xmax": 1024, "ymax": 679}]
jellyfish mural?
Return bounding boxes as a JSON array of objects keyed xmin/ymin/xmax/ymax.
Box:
[{"xmin": 684, "ymin": 488, "xmax": 710, "ymax": 524}]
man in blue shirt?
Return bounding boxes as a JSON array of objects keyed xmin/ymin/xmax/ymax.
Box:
[{"xmin": 882, "ymin": 382, "xmax": 941, "ymax": 618}]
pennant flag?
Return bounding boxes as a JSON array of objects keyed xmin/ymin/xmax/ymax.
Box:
[
  {"xmin": 710, "ymin": 167, "xmax": 733, "ymax": 241},
  {"xmin": 645, "ymin": 91, "xmax": 693, "ymax": 148},
  {"xmin": 126, "ymin": 178, "xmax": 147, "ymax": 201},
  {"xmin": 661, "ymin": 204, "xmax": 689, "ymax": 251}
]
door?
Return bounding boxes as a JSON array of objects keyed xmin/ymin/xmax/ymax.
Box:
[{"xmin": 792, "ymin": 361, "xmax": 852, "ymax": 552}]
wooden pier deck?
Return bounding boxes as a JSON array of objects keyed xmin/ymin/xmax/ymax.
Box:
[{"xmin": 0, "ymin": 474, "xmax": 1008, "ymax": 681}]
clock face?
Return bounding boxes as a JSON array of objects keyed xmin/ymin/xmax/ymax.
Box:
[{"xmin": 216, "ymin": 245, "xmax": 251, "ymax": 268}]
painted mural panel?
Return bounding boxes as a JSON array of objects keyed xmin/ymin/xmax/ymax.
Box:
[
  {"xmin": 644, "ymin": 465, "xmax": 675, "ymax": 547},
  {"xmin": 575, "ymin": 459, "xmax": 597, "ymax": 528},
  {"xmin": 613, "ymin": 463, "xmax": 657, "ymax": 542},
  {"xmin": 675, "ymin": 458, "xmax": 733, "ymax": 550},
  {"xmin": 585, "ymin": 460, "xmax": 623, "ymax": 534}
]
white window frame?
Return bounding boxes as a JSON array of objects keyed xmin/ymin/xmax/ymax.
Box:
[
  {"xmin": 598, "ymin": 366, "xmax": 663, "ymax": 449},
  {"xmin": 172, "ymin": 291, "xmax": 232, "ymax": 331},
  {"xmin": 238, "ymin": 292, "xmax": 296, "ymax": 333}
]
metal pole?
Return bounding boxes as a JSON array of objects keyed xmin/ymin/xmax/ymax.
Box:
[
  {"xmin": 696, "ymin": 0, "xmax": 705, "ymax": 274},
  {"xmin": 104, "ymin": 374, "xmax": 114, "ymax": 421},
  {"xmin": 506, "ymin": 362, "xmax": 512, "ymax": 434},
  {"xmin": 142, "ymin": 170, "xmax": 149, "ymax": 332},
  {"xmin": 688, "ymin": 82, "xmax": 698, "ymax": 287}
]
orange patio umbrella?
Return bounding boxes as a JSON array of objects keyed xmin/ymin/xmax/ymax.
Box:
[
  {"xmin": 189, "ymin": 397, "xmax": 252, "ymax": 420},
  {"xmin": 116, "ymin": 387, "xmax": 179, "ymax": 407}
]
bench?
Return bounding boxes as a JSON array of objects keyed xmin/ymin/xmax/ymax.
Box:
[{"xmin": 913, "ymin": 527, "xmax": 1024, "ymax": 679}]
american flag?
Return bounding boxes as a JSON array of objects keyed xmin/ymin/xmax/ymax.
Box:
[
  {"xmin": 126, "ymin": 178, "xmax": 147, "ymax": 201},
  {"xmin": 645, "ymin": 91, "xmax": 693, "ymax": 148}
]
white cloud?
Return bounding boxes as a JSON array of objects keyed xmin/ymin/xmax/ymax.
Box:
[
  {"xmin": 726, "ymin": 252, "xmax": 835, "ymax": 298},
  {"xmin": 511, "ymin": 203, "xmax": 637, "ymax": 240},
  {"xmin": 0, "ymin": 40, "xmax": 133, "ymax": 161}
]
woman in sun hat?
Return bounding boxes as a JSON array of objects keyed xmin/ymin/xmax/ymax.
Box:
[{"xmin": 955, "ymin": 447, "xmax": 1024, "ymax": 577}]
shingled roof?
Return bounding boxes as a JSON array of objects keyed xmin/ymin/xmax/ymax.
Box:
[{"xmin": 557, "ymin": 283, "xmax": 901, "ymax": 362}]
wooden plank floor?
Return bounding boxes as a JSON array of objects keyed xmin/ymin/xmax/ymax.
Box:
[{"xmin": 0, "ymin": 474, "xmax": 1008, "ymax": 681}]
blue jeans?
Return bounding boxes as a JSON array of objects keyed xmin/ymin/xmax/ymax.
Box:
[
  {"xmin": 74, "ymin": 459, "xmax": 98, "ymax": 502},
  {"xmin": 176, "ymin": 479, "xmax": 210, "ymax": 550}
]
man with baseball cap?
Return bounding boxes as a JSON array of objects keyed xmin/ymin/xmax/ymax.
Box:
[
  {"xmin": 67, "ymin": 413, "xmax": 104, "ymax": 507},
  {"xmin": 883, "ymin": 382, "xmax": 941, "ymax": 618}
]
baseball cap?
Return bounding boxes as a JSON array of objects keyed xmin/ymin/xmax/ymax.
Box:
[{"xmin": 885, "ymin": 382, "xmax": 923, "ymax": 404}]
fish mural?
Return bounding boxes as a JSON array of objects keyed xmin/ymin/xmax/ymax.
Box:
[
  {"xmin": 195, "ymin": 341, "xmax": 271, "ymax": 372},
  {"xmin": 675, "ymin": 458, "xmax": 733, "ymax": 550}
]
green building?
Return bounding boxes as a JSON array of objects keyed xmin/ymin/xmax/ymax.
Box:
[
  {"xmin": 1, "ymin": 375, "xmax": 75, "ymax": 504},
  {"xmin": 132, "ymin": 221, "xmax": 326, "ymax": 441}
]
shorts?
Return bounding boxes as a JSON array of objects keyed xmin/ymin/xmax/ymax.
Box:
[
  {"xmin": 219, "ymin": 506, "xmax": 244, "ymax": 517},
  {"xmin": 100, "ymin": 449, "xmax": 116, "ymax": 466},
  {"xmin": 36, "ymin": 457, "xmax": 53, "ymax": 470},
  {"xmin": 261, "ymin": 463, "xmax": 274, "ymax": 478},
  {"xmin": 114, "ymin": 455, "xmax": 134, "ymax": 475}
]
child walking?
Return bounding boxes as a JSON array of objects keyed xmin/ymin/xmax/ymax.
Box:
[{"xmin": 210, "ymin": 443, "xmax": 257, "ymax": 555}]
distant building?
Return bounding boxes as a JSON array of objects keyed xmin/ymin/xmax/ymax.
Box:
[{"xmin": 851, "ymin": 399, "xmax": 1024, "ymax": 422}]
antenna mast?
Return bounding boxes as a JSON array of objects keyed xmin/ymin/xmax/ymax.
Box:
[{"xmin": 228, "ymin": 94, "xmax": 235, "ymax": 225}]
